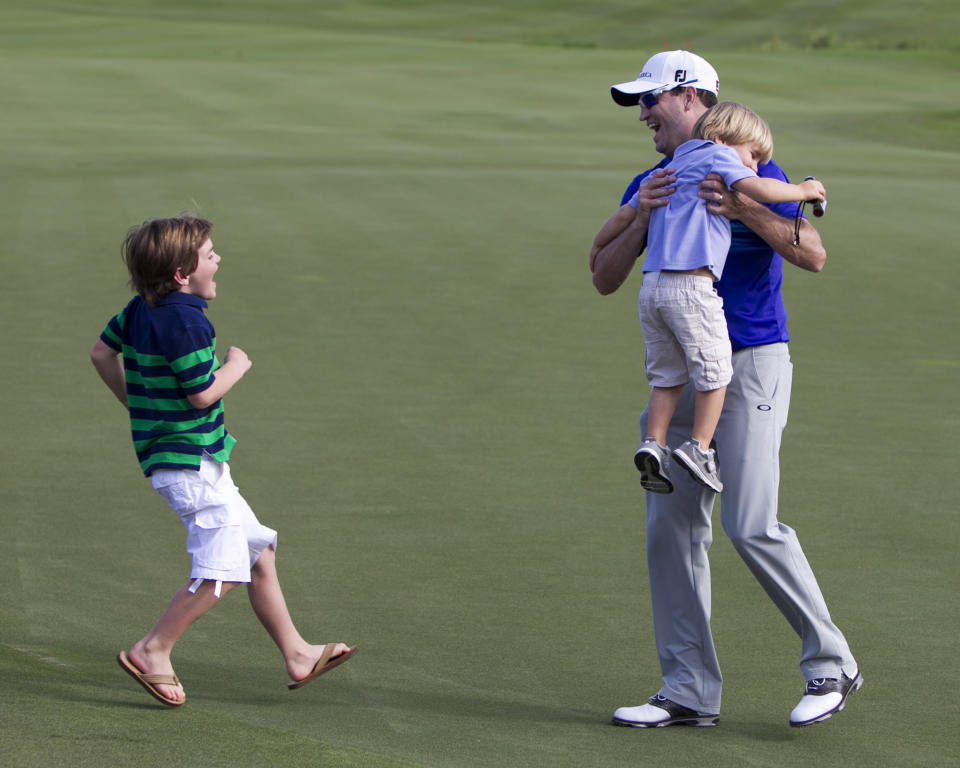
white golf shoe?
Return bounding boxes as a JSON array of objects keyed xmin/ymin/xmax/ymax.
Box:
[
  {"xmin": 789, "ymin": 670, "xmax": 863, "ymax": 727},
  {"xmin": 613, "ymin": 694, "xmax": 719, "ymax": 728}
]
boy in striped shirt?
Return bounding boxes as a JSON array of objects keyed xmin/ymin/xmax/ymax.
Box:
[{"xmin": 91, "ymin": 216, "xmax": 356, "ymax": 707}]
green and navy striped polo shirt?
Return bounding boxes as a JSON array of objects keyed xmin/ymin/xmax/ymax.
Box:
[{"xmin": 100, "ymin": 293, "xmax": 236, "ymax": 476}]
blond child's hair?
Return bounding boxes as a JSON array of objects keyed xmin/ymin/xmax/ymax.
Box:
[{"xmin": 693, "ymin": 101, "xmax": 774, "ymax": 164}]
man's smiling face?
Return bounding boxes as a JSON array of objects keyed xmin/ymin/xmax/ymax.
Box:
[{"xmin": 638, "ymin": 87, "xmax": 704, "ymax": 158}]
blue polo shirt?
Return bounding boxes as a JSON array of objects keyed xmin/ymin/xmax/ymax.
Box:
[
  {"xmin": 622, "ymin": 158, "xmax": 801, "ymax": 351},
  {"xmin": 100, "ymin": 292, "xmax": 236, "ymax": 475}
]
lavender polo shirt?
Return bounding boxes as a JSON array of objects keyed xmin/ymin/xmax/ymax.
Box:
[
  {"xmin": 622, "ymin": 157, "xmax": 801, "ymax": 352},
  {"xmin": 628, "ymin": 139, "xmax": 756, "ymax": 280}
]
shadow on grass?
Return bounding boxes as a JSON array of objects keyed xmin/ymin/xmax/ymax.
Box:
[{"xmin": 354, "ymin": 680, "xmax": 602, "ymax": 725}]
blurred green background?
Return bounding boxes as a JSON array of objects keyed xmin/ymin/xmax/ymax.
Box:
[{"xmin": 1, "ymin": 2, "xmax": 957, "ymax": 766}]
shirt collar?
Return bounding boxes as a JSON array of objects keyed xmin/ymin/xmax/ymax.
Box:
[
  {"xmin": 672, "ymin": 138, "xmax": 713, "ymax": 159},
  {"xmin": 156, "ymin": 292, "xmax": 208, "ymax": 310}
]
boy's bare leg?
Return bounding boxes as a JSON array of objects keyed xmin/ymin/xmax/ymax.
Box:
[
  {"xmin": 692, "ymin": 386, "xmax": 726, "ymax": 449},
  {"xmin": 127, "ymin": 579, "xmax": 239, "ymax": 703},
  {"xmin": 646, "ymin": 384, "xmax": 686, "ymax": 445},
  {"xmin": 247, "ymin": 546, "xmax": 352, "ymax": 683}
]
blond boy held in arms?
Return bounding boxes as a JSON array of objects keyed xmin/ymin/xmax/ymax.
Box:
[{"xmin": 594, "ymin": 102, "xmax": 825, "ymax": 495}]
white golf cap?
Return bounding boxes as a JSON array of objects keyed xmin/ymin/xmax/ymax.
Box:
[{"xmin": 610, "ymin": 50, "xmax": 719, "ymax": 106}]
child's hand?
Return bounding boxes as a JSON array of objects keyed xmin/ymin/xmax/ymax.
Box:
[
  {"xmin": 800, "ymin": 178, "xmax": 826, "ymax": 202},
  {"xmin": 224, "ymin": 346, "xmax": 252, "ymax": 374}
]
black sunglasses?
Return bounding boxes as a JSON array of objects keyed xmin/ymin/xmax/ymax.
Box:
[{"xmin": 639, "ymin": 79, "xmax": 700, "ymax": 109}]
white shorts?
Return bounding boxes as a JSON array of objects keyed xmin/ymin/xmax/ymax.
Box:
[
  {"xmin": 638, "ymin": 272, "xmax": 733, "ymax": 391},
  {"xmin": 151, "ymin": 455, "xmax": 277, "ymax": 593}
]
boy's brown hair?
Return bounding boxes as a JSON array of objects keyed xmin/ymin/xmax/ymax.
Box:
[
  {"xmin": 693, "ymin": 101, "xmax": 774, "ymax": 164},
  {"xmin": 122, "ymin": 216, "xmax": 213, "ymax": 307}
]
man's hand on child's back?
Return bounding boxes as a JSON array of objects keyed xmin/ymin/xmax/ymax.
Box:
[
  {"xmin": 638, "ymin": 169, "xmax": 677, "ymax": 215},
  {"xmin": 700, "ymin": 173, "xmax": 753, "ymax": 221}
]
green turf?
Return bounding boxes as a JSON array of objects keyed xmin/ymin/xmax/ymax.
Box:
[{"xmin": 2, "ymin": 2, "xmax": 958, "ymax": 767}]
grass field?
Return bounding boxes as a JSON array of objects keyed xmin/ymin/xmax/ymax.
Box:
[{"xmin": 2, "ymin": 2, "xmax": 958, "ymax": 767}]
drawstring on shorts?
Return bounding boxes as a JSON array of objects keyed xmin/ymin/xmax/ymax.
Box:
[{"xmin": 188, "ymin": 577, "xmax": 223, "ymax": 598}]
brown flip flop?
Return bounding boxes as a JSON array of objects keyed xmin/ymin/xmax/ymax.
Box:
[
  {"xmin": 287, "ymin": 644, "xmax": 358, "ymax": 690},
  {"xmin": 117, "ymin": 651, "xmax": 185, "ymax": 707}
]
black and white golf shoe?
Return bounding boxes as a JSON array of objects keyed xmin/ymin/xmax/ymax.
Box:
[
  {"xmin": 789, "ymin": 670, "xmax": 863, "ymax": 727},
  {"xmin": 613, "ymin": 694, "xmax": 719, "ymax": 728}
]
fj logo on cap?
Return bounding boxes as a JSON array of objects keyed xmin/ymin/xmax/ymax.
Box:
[{"xmin": 674, "ymin": 69, "xmax": 688, "ymax": 83}]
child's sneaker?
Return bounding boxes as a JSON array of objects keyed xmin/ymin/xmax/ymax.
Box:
[
  {"xmin": 672, "ymin": 440, "xmax": 723, "ymax": 493},
  {"xmin": 634, "ymin": 438, "xmax": 673, "ymax": 494}
]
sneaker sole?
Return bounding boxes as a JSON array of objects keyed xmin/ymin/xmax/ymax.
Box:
[
  {"xmin": 789, "ymin": 672, "xmax": 864, "ymax": 727},
  {"xmin": 634, "ymin": 450, "xmax": 673, "ymax": 494},
  {"xmin": 671, "ymin": 449, "xmax": 723, "ymax": 493},
  {"xmin": 612, "ymin": 714, "xmax": 719, "ymax": 728}
]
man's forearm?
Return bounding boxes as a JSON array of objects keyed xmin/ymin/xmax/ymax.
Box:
[
  {"xmin": 590, "ymin": 217, "xmax": 648, "ymax": 295},
  {"xmin": 735, "ymin": 197, "xmax": 827, "ymax": 273},
  {"xmin": 591, "ymin": 168, "xmax": 677, "ymax": 294}
]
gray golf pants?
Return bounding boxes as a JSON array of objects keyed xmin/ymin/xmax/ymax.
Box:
[{"xmin": 640, "ymin": 343, "xmax": 857, "ymax": 713}]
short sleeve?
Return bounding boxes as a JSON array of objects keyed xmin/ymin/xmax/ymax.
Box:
[
  {"xmin": 153, "ymin": 310, "xmax": 217, "ymax": 396},
  {"xmin": 100, "ymin": 297, "xmax": 137, "ymax": 351},
  {"xmin": 711, "ymin": 145, "xmax": 757, "ymax": 188}
]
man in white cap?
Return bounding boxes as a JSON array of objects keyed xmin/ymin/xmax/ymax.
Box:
[{"xmin": 590, "ymin": 50, "xmax": 861, "ymax": 728}]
